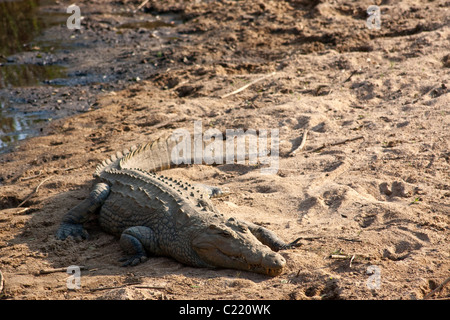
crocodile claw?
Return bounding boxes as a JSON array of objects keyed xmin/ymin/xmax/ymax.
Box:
[
  {"xmin": 119, "ymin": 254, "xmax": 148, "ymax": 267},
  {"xmin": 56, "ymin": 223, "xmax": 89, "ymax": 241},
  {"xmin": 279, "ymin": 237, "xmax": 302, "ymax": 250}
]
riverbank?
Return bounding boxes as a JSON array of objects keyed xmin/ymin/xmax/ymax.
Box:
[{"xmin": 0, "ymin": 0, "xmax": 449, "ymax": 300}]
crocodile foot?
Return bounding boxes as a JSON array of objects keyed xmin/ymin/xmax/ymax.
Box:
[
  {"xmin": 278, "ymin": 237, "xmax": 302, "ymax": 250},
  {"xmin": 119, "ymin": 230, "xmax": 150, "ymax": 266},
  {"xmin": 194, "ymin": 184, "xmax": 230, "ymax": 198},
  {"xmin": 119, "ymin": 254, "xmax": 148, "ymax": 267},
  {"xmin": 56, "ymin": 223, "xmax": 89, "ymax": 241}
]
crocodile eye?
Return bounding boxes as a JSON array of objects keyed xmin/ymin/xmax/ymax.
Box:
[
  {"xmin": 219, "ymin": 231, "xmax": 232, "ymax": 238},
  {"xmin": 238, "ymin": 226, "xmax": 248, "ymax": 233}
]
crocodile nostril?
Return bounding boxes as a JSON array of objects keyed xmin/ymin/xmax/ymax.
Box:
[{"xmin": 263, "ymin": 252, "xmax": 286, "ymax": 270}]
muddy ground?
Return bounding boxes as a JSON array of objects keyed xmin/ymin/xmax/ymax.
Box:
[{"xmin": 0, "ymin": 0, "xmax": 449, "ymax": 300}]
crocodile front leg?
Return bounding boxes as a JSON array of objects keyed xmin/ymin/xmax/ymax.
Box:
[
  {"xmin": 56, "ymin": 183, "xmax": 110, "ymax": 240},
  {"xmin": 243, "ymin": 221, "xmax": 301, "ymax": 252},
  {"xmin": 119, "ymin": 226, "xmax": 161, "ymax": 266}
]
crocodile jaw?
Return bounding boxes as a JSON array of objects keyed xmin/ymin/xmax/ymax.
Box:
[
  {"xmin": 191, "ymin": 222, "xmax": 286, "ymax": 276},
  {"xmin": 194, "ymin": 246, "xmax": 286, "ymax": 276}
]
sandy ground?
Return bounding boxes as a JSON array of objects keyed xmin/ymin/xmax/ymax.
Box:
[{"xmin": 0, "ymin": 0, "xmax": 449, "ymax": 300}]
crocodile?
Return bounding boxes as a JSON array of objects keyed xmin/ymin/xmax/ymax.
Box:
[{"xmin": 56, "ymin": 136, "xmax": 300, "ymax": 276}]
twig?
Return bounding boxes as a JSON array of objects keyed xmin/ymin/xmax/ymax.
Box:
[
  {"xmin": 221, "ymin": 72, "xmax": 276, "ymax": 99},
  {"xmin": 90, "ymin": 285, "xmax": 129, "ymax": 292},
  {"xmin": 307, "ymin": 135, "xmax": 364, "ymax": 153},
  {"xmin": 89, "ymin": 282, "xmax": 166, "ymax": 292},
  {"xmin": 17, "ymin": 176, "xmax": 53, "ymax": 208},
  {"xmin": 38, "ymin": 266, "xmax": 86, "ymax": 275},
  {"xmin": 62, "ymin": 166, "xmax": 81, "ymax": 172},
  {"xmin": 289, "ymin": 130, "xmax": 308, "ymax": 157},
  {"xmin": 330, "ymin": 254, "xmax": 348, "ymax": 259},
  {"xmin": 424, "ymin": 277, "xmax": 450, "ymax": 300},
  {"xmin": 349, "ymin": 255, "xmax": 356, "ymax": 268},
  {"xmin": 134, "ymin": 285, "xmax": 166, "ymax": 290},
  {"xmin": 343, "ymin": 70, "xmax": 358, "ymax": 83},
  {"xmin": 337, "ymin": 237, "xmax": 363, "ymax": 243},
  {"xmin": 0, "ymin": 207, "xmax": 32, "ymax": 215},
  {"xmin": 133, "ymin": 0, "xmax": 149, "ymax": 13},
  {"xmin": 20, "ymin": 170, "xmax": 43, "ymax": 181}
]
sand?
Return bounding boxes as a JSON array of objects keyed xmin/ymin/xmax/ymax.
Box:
[{"xmin": 0, "ymin": 0, "xmax": 449, "ymax": 300}]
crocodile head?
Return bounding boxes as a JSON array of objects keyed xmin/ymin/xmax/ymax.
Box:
[{"xmin": 192, "ymin": 219, "xmax": 286, "ymax": 276}]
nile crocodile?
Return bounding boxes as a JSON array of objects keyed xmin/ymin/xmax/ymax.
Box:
[{"xmin": 56, "ymin": 136, "xmax": 300, "ymax": 276}]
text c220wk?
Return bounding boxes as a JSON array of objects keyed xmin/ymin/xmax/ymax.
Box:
[
  {"xmin": 223, "ymin": 304, "xmax": 271, "ymax": 315},
  {"xmin": 178, "ymin": 303, "xmax": 271, "ymax": 317}
]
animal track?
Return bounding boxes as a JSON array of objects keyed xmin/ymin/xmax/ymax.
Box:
[{"xmin": 379, "ymin": 181, "xmax": 411, "ymax": 198}]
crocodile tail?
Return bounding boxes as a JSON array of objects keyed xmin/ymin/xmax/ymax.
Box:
[
  {"xmin": 97, "ymin": 131, "xmax": 273, "ymax": 175},
  {"xmin": 94, "ymin": 145, "xmax": 138, "ymax": 177},
  {"xmin": 118, "ymin": 135, "xmax": 195, "ymax": 172},
  {"xmin": 94, "ymin": 135, "xmax": 193, "ymax": 177}
]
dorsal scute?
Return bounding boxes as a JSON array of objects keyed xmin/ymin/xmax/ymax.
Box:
[
  {"xmin": 95, "ymin": 134, "xmax": 213, "ymax": 177},
  {"xmin": 119, "ymin": 136, "xmax": 177, "ymax": 172},
  {"xmin": 94, "ymin": 145, "xmax": 136, "ymax": 178}
]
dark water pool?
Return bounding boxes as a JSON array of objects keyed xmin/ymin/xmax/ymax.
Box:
[
  {"xmin": 0, "ymin": 96, "xmax": 51, "ymax": 149},
  {"xmin": 0, "ymin": 0, "xmax": 68, "ymax": 152},
  {"xmin": 0, "ymin": 1, "xmax": 182, "ymax": 153}
]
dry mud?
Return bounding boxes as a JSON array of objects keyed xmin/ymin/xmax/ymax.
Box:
[{"xmin": 0, "ymin": 0, "xmax": 449, "ymax": 300}]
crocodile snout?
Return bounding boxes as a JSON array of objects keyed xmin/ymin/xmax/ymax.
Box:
[{"xmin": 261, "ymin": 252, "xmax": 286, "ymax": 276}]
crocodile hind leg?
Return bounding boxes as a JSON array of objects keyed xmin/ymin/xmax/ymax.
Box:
[
  {"xmin": 242, "ymin": 221, "xmax": 301, "ymax": 252},
  {"xmin": 119, "ymin": 226, "xmax": 161, "ymax": 266},
  {"xmin": 56, "ymin": 183, "xmax": 110, "ymax": 240}
]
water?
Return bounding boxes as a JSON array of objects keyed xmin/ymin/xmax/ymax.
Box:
[
  {"xmin": 0, "ymin": 1, "xmax": 182, "ymax": 153},
  {"xmin": 0, "ymin": 64, "xmax": 66, "ymax": 88},
  {"xmin": 0, "ymin": 0, "xmax": 68, "ymax": 88},
  {"xmin": 0, "ymin": 0, "xmax": 65, "ymax": 57},
  {"xmin": 0, "ymin": 97, "xmax": 51, "ymax": 150},
  {"xmin": 0, "ymin": 0, "xmax": 66, "ymax": 151}
]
